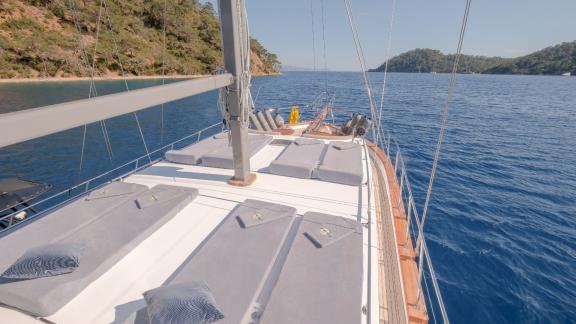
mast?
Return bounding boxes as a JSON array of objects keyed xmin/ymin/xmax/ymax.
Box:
[{"xmin": 218, "ymin": 0, "xmax": 254, "ymax": 185}]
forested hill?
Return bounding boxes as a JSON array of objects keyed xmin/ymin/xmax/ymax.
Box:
[
  {"xmin": 483, "ymin": 42, "xmax": 576, "ymax": 75},
  {"xmin": 369, "ymin": 41, "xmax": 576, "ymax": 75},
  {"xmin": 0, "ymin": 0, "xmax": 281, "ymax": 79},
  {"xmin": 368, "ymin": 49, "xmax": 512, "ymax": 74}
]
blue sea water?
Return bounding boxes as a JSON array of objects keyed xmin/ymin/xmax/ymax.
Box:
[{"xmin": 0, "ymin": 72, "xmax": 575, "ymax": 323}]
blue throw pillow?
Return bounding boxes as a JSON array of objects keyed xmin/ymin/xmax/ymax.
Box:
[
  {"xmin": 143, "ymin": 281, "xmax": 224, "ymax": 324},
  {"xmin": 1, "ymin": 243, "xmax": 81, "ymax": 280}
]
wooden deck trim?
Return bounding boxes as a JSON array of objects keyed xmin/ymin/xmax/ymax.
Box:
[
  {"xmin": 367, "ymin": 141, "xmax": 429, "ymax": 324},
  {"xmin": 371, "ymin": 164, "xmax": 394, "ymax": 323}
]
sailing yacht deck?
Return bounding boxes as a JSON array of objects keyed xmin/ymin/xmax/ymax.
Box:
[
  {"xmin": 0, "ymin": 0, "xmax": 446, "ymax": 320},
  {"xmin": 0, "ymin": 134, "xmax": 410, "ymax": 324},
  {"xmin": 62, "ymin": 135, "xmax": 374, "ymax": 324}
]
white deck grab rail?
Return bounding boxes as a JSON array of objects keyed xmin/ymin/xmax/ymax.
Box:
[{"xmin": 0, "ymin": 74, "xmax": 233, "ymax": 148}]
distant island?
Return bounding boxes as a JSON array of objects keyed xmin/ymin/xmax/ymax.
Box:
[
  {"xmin": 369, "ymin": 41, "xmax": 576, "ymax": 75},
  {"xmin": 0, "ymin": 0, "xmax": 280, "ymax": 80},
  {"xmin": 282, "ymin": 65, "xmax": 316, "ymax": 72},
  {"xmin": 281, "ymin": 65, "xmax": 332, "ymax": 72}
]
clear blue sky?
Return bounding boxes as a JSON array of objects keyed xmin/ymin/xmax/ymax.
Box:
[{"xmin": 205, "ymin": 0, "xmax": 576, "ymax": 71}]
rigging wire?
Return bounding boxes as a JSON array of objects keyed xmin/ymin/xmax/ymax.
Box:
[
  {"xmin": 67, "ymin": 0, "xmax": 92, "ymax": 76},
  {"xmin": 424, "ymin": 273, "xmax": 438, "ymax": 324},
  {"xmin": 101, "ymin": 0, "xmax": 151, "ymax": 163},
  {"xmin": 253, "ymin": 85, "xmax": 262, "ymax": 108},
  {"xmin": 413, "ymin": 1, "xmax": 472, "ymax": 321},
  {"xmin": 89, "ymin": 0, "xmax": 104, "ymax": 99},
  {"xmin": 102, "ymin": 0, "xmax": 129, "ymax": 91},
  {"xmin": 86, "ymin": 0, "xmax": 115, "ymax": 163},
  {"xmin": 423, "ymin": 239, "xmax": 450, "ymax": 322},
  {"xmin": 134, "ymin": 113, "xmax": 152, "ymax": 163},
  {"xmin": 74, "ymin": 0, "xmax": 154, "ymax": 174},
  {"xmin": 68, "ymin": 0, "xmax": 90, "ymax": 174},
  {"xmin": 309, "ymin": 0, "xmax": 317, "ymax": 71},
  {"xmin": 342, "ymin": 0, "xmax": 380, "ymax": 141},
  {"xmin": 160, "ymin": 0, "xmax": 168, "ymax": 144},
  {"xmin": 100, "ymin": 121, "xmax": 114, "ymax": 162},
  {"xmin": 78, "ymin": 124, "xmax": 87, "ymax": 173},
  {"xmin": 94, "ymin": 0, "xmax": 114, "ymax": 162},
  {"xmin": 409, "ymin": 220, "xmax": 438, "ymax": 324},
  {"xmin": 319, "ymin": 0, "xmax": 328, "ymax": 97},
  {"xmin": 377, "ymin": 0, "xmax": 397, "ymax": 135},
  {"xmin": 241, "ymin": 1, "xmax": 254, "ymax": 124},
  {"xmin": 68, "ymin": 0, "xmax": 114, "ymax": 174},
  {"xmin": 416, "ymin": 0, "xmax": 473, "ymax": 251}
]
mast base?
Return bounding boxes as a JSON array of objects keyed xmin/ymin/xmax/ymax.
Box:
[{"xmin": 228, "ymin": 173, "xmax": 257, "ymax": 187}]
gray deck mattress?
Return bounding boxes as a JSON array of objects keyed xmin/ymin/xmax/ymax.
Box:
[
  {"xmin": 163, "ymin": 199, "xmax": 299, "ymax": 323},
  {"xmin": 317, "ymin": 141, "xmax": 364, "ymax": 186},
  {"xmin": 0, "ymin": 183, "xmax": 198, "ymax": 317},
  {"xmin": 164, "ymin": 133, "xmax": 229, "ymax": 165},
  {"xmin": 201, "ymin": 134, "xmax": 273, "ymax": 169},
  {"xmin": 269, "ymin": 138, "xmax": 325, "ymax": 179},
  {"xmin": 260, "ymin": 212, "xmax": 363, "ymax": 324},
  {"xmin": 0, "ymin": 181, "xmax": 148, "ymax": 253}
]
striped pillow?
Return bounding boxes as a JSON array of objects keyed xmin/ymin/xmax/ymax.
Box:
[
  {"xmin": 143, "ymin": 281, "xmax": 224, "ymax": 324},
  {"xmin": 1, "ymin": 244, "xmax": 81, "ymax": 280}
]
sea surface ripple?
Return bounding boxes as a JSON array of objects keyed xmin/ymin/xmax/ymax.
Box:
[{"xmin": 0, "ymin": 72, "xmax": 575, "ymax": 323}]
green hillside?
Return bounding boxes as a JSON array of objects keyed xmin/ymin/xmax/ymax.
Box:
[
  {"xmin": 370, "ymin": 41, "xmax": 576, "ymax": 75},
  {"xmin": 369, "ymin": 48, "xmax": 512, "ymax": 74},
  {"xmin": 0, "ymin": 0, "xmax": 280, "ymax": 79},
  {"xmin": 484, "ymin": 42, "xmax": 576, "ymax": 75}
]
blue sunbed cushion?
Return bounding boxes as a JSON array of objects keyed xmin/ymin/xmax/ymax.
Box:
[
  {"xmin": 143, "ymin": 281, "xmax": 224, "ymax": 324},
  {"xmin": 1, "ymin": 244, "xmax": 82, "ymax": 280}
]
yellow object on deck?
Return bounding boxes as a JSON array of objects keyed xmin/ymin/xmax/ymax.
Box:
[{"xmin": 288, "ymin": 105, "xmax": 300, "ymax": 125}]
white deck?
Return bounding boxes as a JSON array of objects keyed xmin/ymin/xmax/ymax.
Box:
[{"xmin": 1, "ymin": 135, "xmax": 385, "ymax": 324}]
